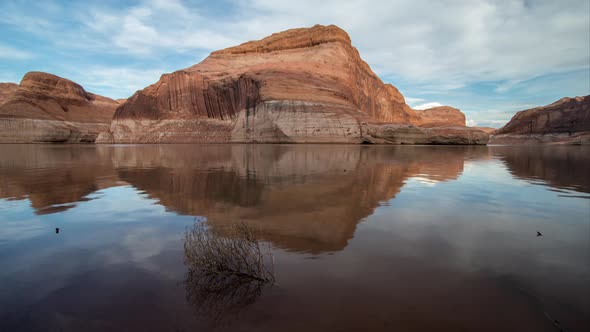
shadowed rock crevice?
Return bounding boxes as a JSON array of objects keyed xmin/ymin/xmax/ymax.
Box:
[{"xmin": 114, "ymin": 73, "xmax": 261, "ymax": 121}]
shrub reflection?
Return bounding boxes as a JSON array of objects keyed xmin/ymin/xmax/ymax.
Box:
[{"xmin": 183, "ymin": 220, "xmax": 274, "ymax": 322}]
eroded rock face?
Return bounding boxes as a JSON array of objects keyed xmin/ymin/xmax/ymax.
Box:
[
  {"xmin": 0, "ymin": 83, "xmax": 18, "ymax": 105},
  {"xmin": 101, "ymin": 24, "xmax": 483, "ymax": 144},
  {"xmin": 0, "ymin": 72, "xmax": 119, "ymax": 143},
  {"xmin": 489, "ymin": 96, "xmax": 590, "ymax": 145},
  {"xmin": 415, "ymin": 106, "xmax": 466, "ymax": 128}
]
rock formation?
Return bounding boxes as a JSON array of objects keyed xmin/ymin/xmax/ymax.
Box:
[
  {"xmin": 473, "ymin": 127, "xmax": 496, "ymax": 135},
  {"xmin": 0, "ymin": 82, "xmax": 18, "ymax": 105},
  {"xmin": 0, "ymin": 72, "xmax": 119, "ymax": 143},
  {"xmin": 99, "ymin": 25, "xmax": 487, "ymax": 145},
  {"xmin": 489, "ymin": 96, "xmax": 590, "ymax": 145},
  {"xmin": 414, "ymin": 106, "xmax": 465, "ymax": 128}
]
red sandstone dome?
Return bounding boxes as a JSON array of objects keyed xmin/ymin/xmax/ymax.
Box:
[{"xmin": 99, "ymin": 24, "xmax": 487, "ymax": 145}]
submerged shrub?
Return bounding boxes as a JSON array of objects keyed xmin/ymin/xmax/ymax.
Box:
[
  {"xmin": 184, "ymin": 222, "xmax": 274, "ymax": 282},
  {"xmin": 183, "ymin": 221, "xmax": 275, "ymax": 321}
]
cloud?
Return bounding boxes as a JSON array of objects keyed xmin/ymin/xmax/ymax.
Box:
[
  {"xmin": 232, "ymin": 0, "xmax": 590, "ymax": 89},
  {"xmin": 3, "ymin": 0, "xmax": 587, "ymax": 82},
  {"xmin": 79, "ymin": 0, "xmax": 240, "ymax": 55},
  {"xmin": 413, "ymin": 102, "xmax": 444, "ymax": 110},
  {"xmin": 404, "ymin": 97, "xmax": 425, "ymax": 106},
  {"xmin": 0, "ymin": 44, "xmax": 33, "ymax": 60},
  {"xmin": 462, "ymin": 110, "xmax": 513, "ymax": 128},
  {"xmin": 0, "ymin": 0, "xmax": 587, "ymax": 114},
  {"xmin": 63, "ymin": 66, "xmax": 173, "ymax": 98}
]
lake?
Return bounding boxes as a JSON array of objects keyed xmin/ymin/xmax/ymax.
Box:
[{"xmin": 0, "ymin": 144, "xmax": 588, "ymax": 332}]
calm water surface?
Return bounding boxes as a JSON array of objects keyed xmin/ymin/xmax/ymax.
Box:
[{"xmin": 0, "ymin": 144, "xmax": 588, "ymax": 332}]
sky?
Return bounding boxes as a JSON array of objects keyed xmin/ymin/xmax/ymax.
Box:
[{"xmin": 0, "ymin": 0, "xmax": 588, "ymax": 128}]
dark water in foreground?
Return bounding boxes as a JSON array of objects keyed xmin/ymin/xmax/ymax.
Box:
[{"xmin": 0, "ymin": 144, "xmax": 588, "ymax": 332}]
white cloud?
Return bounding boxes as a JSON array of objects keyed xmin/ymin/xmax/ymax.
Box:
[
  {"xmin": 64, "ymin": 66, "xmax": 172, "ymax": 98},
  {"xmin": 0, "ymin": 44, "xmax": 33, "ymax": 60},
  {"xmin": 413, "ymin": 102, "xmax": 444, "ymax": 110},
  {"xmin": 230, "ymin": 0, "xmax": 589, "ymax": 90},
  {"xmin": 4, "ymin": 0, "xmax": 588, "ymax": 82},
  {"xmin": 404, "ymin": 97, "xmax": 425, "ymax": 105},
  {"xmin": 79, "ymin": 0, "xmax": 240, "ymax": 55},
  {"xmin": 462, "ymin": 109, "xmax": 514, "ymax": 128},
  {"xmin": 0, "ymin": 0, "xmax": 588, "ymax": 103}
]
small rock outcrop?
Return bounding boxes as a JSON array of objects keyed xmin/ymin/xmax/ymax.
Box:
[
  {"xmin": 0, "ymin": 83, "xmax": 18, "ymax": 105},
  {"xmin": 0, "ymin": 72, "xmax": 119, "ymax": 143},
  {"xmin": 472, "ymin": 127, "xmax": 496, "ymax": 135},
  {"xmin": 414, "ymin": 106, "xmax": 466, "ymax": 128},
  {"xmin": 489, "ymin": 96, "xmax": 590, "ymax": 145},
  {"xmin": 100, "ymin": 25, "xmax": 487, "ymax": 145}
]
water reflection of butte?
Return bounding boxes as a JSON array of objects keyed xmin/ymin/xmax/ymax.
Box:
[
  {"xmin": 491, "ymin": 146, "xmax": 590, "ymax": 194},
  {"xmin": 0, "ymin": 145, "xmax": 121, "ymax": 214},
  {"xmin": 116, "ymin": 145, "xmax": 486, "ymax": 253}
]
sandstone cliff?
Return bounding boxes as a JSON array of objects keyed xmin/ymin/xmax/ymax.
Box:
[
  {"xmin": 489, "ymin": 96, "xmax": 590, "ymax": 145},
  {"xmin": 0, "ymin": 72, "xmax": 119, "ymax": 143},
  {"xmin": 100, "ymin": 25, "xmax": 487, "ymax": 145},
  {"xmin": 0, "ymin": 82, "xmax": 18, "ymax": 105}
]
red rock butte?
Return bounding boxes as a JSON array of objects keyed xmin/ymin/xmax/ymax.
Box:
[
  {"xmin": 99, "ymin": 24, "xmax": 488, "ymax": 145},
  {"xmin": 414, "ymin": 106, "xmax": 466, "ymax": 128},
  {"xmin": 0, "ymin": 72, "xmax": 118, "ymax": 143}
]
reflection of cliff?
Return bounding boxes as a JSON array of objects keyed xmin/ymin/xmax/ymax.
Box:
[
  {"xmin": 0, "ymin": 144, "xmax": 488, "ymax": 251},
  {"xmin": 491, "ymin": 146, "xmax": 590, "ymax": 194},
  {"xmin": 114, "ymin": 145, "xmax": 480, "ymax": 253},
  {"xmin": 0, "ymin": 145, "xmax": 121, "ymax": 214},
  {"xmin": 4, "ymin": 144, "xmax": 588, "ymax": 252},
  {"xmin": 118, "ymin": 168, "xmax": 264, "ymax": 212}
]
